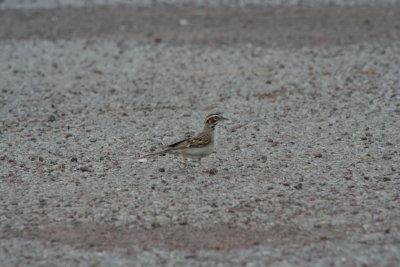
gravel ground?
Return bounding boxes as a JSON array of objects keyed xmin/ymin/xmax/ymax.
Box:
[
  {"xmin": 1, "ymin": 0, "xmax": 398, "ymax": 9},
  {"xmin": 1, "ymin": 1, "xmax": 400, "ymax": 266}
]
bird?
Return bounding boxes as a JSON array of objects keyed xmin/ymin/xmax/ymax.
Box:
[{"xmin": 138, "ymin": 113, "xmax": 228, "ymax": 171}]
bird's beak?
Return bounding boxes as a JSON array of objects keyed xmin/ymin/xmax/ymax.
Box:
[{"xmin": 220, "ymin": 116, "xmax": 229, "ymax": 121}]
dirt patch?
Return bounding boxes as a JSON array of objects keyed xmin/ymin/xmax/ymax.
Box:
[
  {"xmin": 1, "ymin": 4, "xmax": 399, "ymax": 47},
  {"xmin": 3, "ymin": 221, "xmax": 356, "ymax": 252}
]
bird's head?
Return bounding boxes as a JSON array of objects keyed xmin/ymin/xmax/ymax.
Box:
[{"xmin": 204, "ymin": 113, "xmax": 228, "ymax": 129}]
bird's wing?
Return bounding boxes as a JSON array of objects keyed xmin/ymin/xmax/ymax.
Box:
[
  {"xmin": 166, "ymin": 133, "xmax": 211, "ymax": 150},
  {"xmin": 136, "ymin": 133, "xmax": 211, "ymax": 159}
]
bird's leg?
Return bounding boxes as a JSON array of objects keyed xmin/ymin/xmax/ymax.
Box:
[
  {"xmin": 198, "ymin": 159, "xmax": 209, "ymax": 172},
  {"xmin": 180, "ymin": 155, "xmax": 188, "ymax": 169}
]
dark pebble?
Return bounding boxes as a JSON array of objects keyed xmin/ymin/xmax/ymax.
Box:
[
  {"xmin": 294, "ymin": 183, "xmax": 303, "ymax": 190},
  {"xmin": 48, "ymin": 115, "xmax": 56, "ymax": 122},
  {"xmin": 79, "ymin": 166, "xmax": 90, "ymax": 172},
  {"xmin": 314, "ymin": 152, "xmax": 322, "ymax": 158},
  {"xmin": 208, "ymin": 168, "xmax": 218, "ymax": 175},
  {"xmin": 151, "ymin": 222, "xmax": 161, "ymax": 228},
  {"xmin": 271, "ymin": 141, "xmax": 279, "ymax": 147}
]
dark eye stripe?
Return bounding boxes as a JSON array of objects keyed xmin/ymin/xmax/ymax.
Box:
[{"xmin": 207, "ymin": 114, "xmax": 220, "ymax": 119}]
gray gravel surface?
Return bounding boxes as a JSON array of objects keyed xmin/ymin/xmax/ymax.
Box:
[
  {"xmin": 1, "ymin": 1, "xmax": 400, "ymax": 266},
  {"xmin": 1, "ymin": 0, "xmax": 398, "ymax": 9}
]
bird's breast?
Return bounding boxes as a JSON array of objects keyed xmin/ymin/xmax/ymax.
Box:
[{"xmin": 182, "ymin": 143, "xmax": 215, "ymax": 157}]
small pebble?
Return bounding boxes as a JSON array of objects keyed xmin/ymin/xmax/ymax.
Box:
[
  {"xmin": 208, "ymin": 168, "xmax": 218, "ymax": 175},
  {"xmin": 48, "ymin": 115, "xmax": 56, "ymax": 122},
  {"xmin": 79, "ymin": 166, "xmax": 90, "ymax": 172},
  {"xmin": 314, "ymin": 152, "xmax": 322, "ymax": 158},
  {"xmin": 294, "ymin": 183, "xmax": 303, "ymax": 190},
  {"xmin": 271, "ymin": 141, "xmax": 279, "ymax": 147},
  {"xmin": 151, "ymin": 222, "xmax": 161, "ymax": 228}
]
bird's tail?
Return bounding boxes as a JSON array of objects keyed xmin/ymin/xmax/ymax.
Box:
[{"xmin": 134, "ymin": 150, "xmax": 168, "ymax": 160}]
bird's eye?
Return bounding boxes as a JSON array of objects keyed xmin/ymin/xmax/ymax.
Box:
[{"xmin": 207, "ymin": 118, "xmax": 217, "ymax": 124}]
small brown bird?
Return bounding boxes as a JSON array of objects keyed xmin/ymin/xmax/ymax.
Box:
[{"xmin": 138, "ymin": 113, "xmax": 228, "ymax": 170}]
